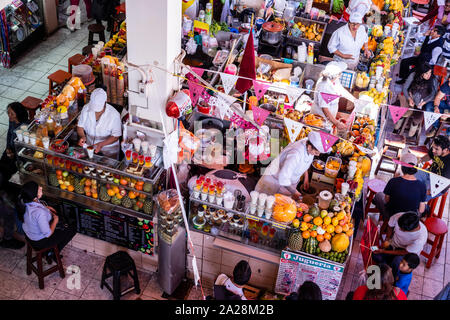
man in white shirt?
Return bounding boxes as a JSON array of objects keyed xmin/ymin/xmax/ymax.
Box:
[
  {"xmin": 373, "ymin": 211, "xmax": 428, "ymax": 265},
  {"xmin": 77, "ymin": 88, "xmax": 122, "ymax": 159},
  {"xmin": 397, "ymin": 26, "xmax": 446, "ymax": 84},
  {"xmin": 328, "ymin": 12, "xmax": 371, "ymax": 70},
  {"xmin": 255, "ymin": 131, "xmax": 326, "ymax": 200}
]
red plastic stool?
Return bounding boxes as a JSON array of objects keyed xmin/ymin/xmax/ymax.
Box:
[
  {"xmin": 364, "ymin": 179, "xmax": 387, "ymax": 220},
  {"xmin": 421, "ymin": 217, "xmax": 448, "ymax": 268},
  {"xmin": 427, "ymin": 192, "xmax": 448, "ymax": 219}
]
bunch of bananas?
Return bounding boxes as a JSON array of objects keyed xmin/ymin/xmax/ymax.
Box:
[
  {"xmin": 360, "ymin": 88, "xmax": 387, "ymax": 104},
  {"xmin": 335, "ymin": 140, "xmax": 355, "ymax": 156}
]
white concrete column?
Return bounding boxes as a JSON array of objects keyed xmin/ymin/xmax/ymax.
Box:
[{"xmin": 126, "ymin": 0, "xmax": 182, "ymax": 134}]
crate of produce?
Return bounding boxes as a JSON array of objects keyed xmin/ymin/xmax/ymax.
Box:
[{"xmin": 286, "ymin": 17, "xmax": 328, "ymax": 47}]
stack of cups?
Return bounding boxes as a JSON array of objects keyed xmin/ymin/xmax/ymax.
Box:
[
  {"xmin": 250, "ymin": 191, "xmax": 259, "ymax": 215},
  {"xmin": 257, "ymin": 193, "xmax": 267, "ymax": 218},
  {"xmin": 265, "ymin": 195, "xmax": 276, "ymax": 220}
]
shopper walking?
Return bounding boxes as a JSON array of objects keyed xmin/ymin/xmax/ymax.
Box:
[
  {"xmin": 19, "ymin": 182, "xmax": 76, "ymax": 262},
  {"xmin": 394, "ymin": 63, "xmax": 438, "ymax": 137},
  {"xmin": 397, "ymin": 26, "xmax": 445, "ymax": 84}
]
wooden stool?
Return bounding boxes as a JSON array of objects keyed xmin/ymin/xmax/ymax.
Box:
[
  {"xmin": 364, "ymin": 179, "xmax": 387, "ymax": 220},
  {"xmin": 374, "ymin": 132, "xmax": 406, "ymax": 176},
  {"xmin": 26, "ymin": 239, "xmax": 65, "ymax": 289},
  {"xmin": 421, "ymin": 217, "xmax": 448, "ymax": 268},
  {"xmin": 88, "ymin": 24, "xmax": 106, "ymax": 45},
  {"xmin": 21, "ymin": 96, "xmax": 42, "ymax": 120},
  {"xmin": 68, "ymin": 53, "xmax": 85, "ymax": 74},
  {"xmin": 408, "ymin": 145, "xmax": 429, "ymax": 160},
  {"xmin": 100, "ymin": 251, "xmax": 140, "ymax": 300},
  {"xmin": 48, "ymin": 70, "xmax": 72, "ymax": 96}
]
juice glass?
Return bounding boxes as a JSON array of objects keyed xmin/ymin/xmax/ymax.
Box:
[
  {"xmin": 138, "ymin": 154, "xmax": 145, "ymax": 166},
  {"xmin": 132, "ymin": 152, "xmax": 138, "ymax": 164},
  {"xmin": 125, "ymin": 149, "xmax": 132, "ymax": 161},
  {"xmin": 144, "ymin": 156, "xmax": 152, "ymax": 167}
]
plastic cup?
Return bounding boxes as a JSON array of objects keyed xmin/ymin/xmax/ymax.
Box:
[
  {"xmin": 42, "ymin": 137, "xmax": 50, "ymax": 149},
  {"xmin": 23, "ymin": 132, "xmax": 30, "ymax": 144},
  {"xmin": 125, "ymin": 149, "xmax": 132, "ymax": 161},
  {"xmin": 29, "ymin": 134, "xmax": 37, "ymax": 146},
  {"xmin": 150, "ymin": 145, "xmax": 157, "ymax": 158},
  {"xmin": 266, "ymin": 195, "xmax": 276, "ymax": 209},
  {"xmin": 46, "ymin": 155, "xmax": 53, "ymax": 165},
  {"xmin": 305, "ymin": 79, "xmax": 314, "ymax": 94},
  {"xmin": 15, "ymin": 129, "xmax": 24, "ymax": 142},
  {"xmin": 139, "ymin": 154, "xmax": 145, "ymax": 165},
  {"xmin": 144, "ymin": 156, "xmax": 152, "ymax": 167},
  {"xmin": 250, "ymin": 204, "xmax": 257, "ymax": 215},
  {"xmin": 141, "ymin": 141, "xmax": 149, "ymax": 154},
  {"xmin": 132, "ymin": 152, "xmax": 139, "ymax": 163},
  {"xmin": 87, "ymin": 146, "xmax": 94, "ymax": 159},
  {"xmin": 257, "ymin": 205, "xmax": 265, "ymax": 217},
  {"xmin": 376, "ymin": 66, "xmax": 383, "ymax": 78},
  {"xmin": 341, "ymin": 182, "xmax": 350, "ymax": 196},
  {"xmin": 216, "ymin": 194, "xmax": 223, "ymax": 206},
  {"xmin": 258, "ymin": 193, "xmax": 267, "ymax": 207}
]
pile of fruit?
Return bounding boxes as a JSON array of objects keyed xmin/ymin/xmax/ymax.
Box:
[
  {"xmin": 371, "ymin": 25, "xmax": 383, "ymax": 38},
  {"xmin": 359, "ymin": 87, "xmax": 387, "ymax": 105},
  {"xmin": 291, "ymin": 21, "xmax": 324, "ymax": 42},
  {"xmin": 355, "ymin": 72, "xmax": 370, "ymax": 89},
  {"xmin": 335, "ymin": 140, "xmax": 355, "ymax": 157},
  {"xmin": 288, "ymin": 197, "xmax": 353, "ymax": 263},
  {"xmin": 349, "ymin": 115, "xmax": 376, "ymax": 149},
  {"xmin": 302, "ymin": 113, "xmax": 325, "ymax": 128},
  {"xmin": 380, "ymin": 37, "xmax": 394, "ymax": 56},
  {"xmin": 104, "ymin": 21, "xmax": 126, "ymax": 53}
]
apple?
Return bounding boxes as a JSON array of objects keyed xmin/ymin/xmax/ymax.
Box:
[
  {"xmin": 119, "ymin": 189, "xmax": 127, "ymax": 197},
  {"xmin": 62, "ymin": 171, "xmax": 69, "ymax": 177},
  {"xmin": 114, "ymin": 178, "xmax": 120, "ymax": 184},
  {"xmin": 58, "ymin": 180, "xmax": 64, "ymax": 185}
]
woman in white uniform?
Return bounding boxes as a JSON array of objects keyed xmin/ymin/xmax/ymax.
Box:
[
  {"xmin": 255, "ymin": 131, "xmax": 327, "ymax": 200},
  {"xmin": 343, "ymin": 0, "xmax": 384, "ymax": 21},
  {"xmin": 311, "ymin": 61, "xmax": 357, "ymax": 131},
  {"xmin": 77, "ymin": 88, "xmax": 122, "ymax": 159},
  {"xmin": 328, "ymin": 12, "xmax": 371, "ymax": 70}
]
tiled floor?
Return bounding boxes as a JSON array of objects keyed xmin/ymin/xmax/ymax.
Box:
[{"xmin": 1, "ymin": 20, "xmax": 449, "ymax": 300}]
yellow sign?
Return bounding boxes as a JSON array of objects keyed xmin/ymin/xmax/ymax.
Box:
[{"xmin": 194, "ymin": 20, "xmax": 209, "ymax": 34}]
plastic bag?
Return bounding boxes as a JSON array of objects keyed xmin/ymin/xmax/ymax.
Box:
[
  {"xmin": 178, "ymin": 123, "xmax": 200, "ymax": 163},
  {"xmin": 272, "ymin": 194, "xmax": 297, "ymax": 223},
  {"xmin": 157, "ymin": 189, "xmax": 180, "ymax": 215}
]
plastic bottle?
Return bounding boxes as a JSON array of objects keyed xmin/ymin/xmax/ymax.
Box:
[
  {"xmin": 198, "ymin": 10, "xmax": 205, "ymax": 23},
  {"xmin": 297, "ymin": 42, "xmax": 306, "ymax": 62},
  {"xmin": 306, "ymin": 43, "xmax": 314, "ymax": 64},
  {"xmin": 205, "ymin": 3, "xmax": 213, "ymax": 25},
  {"xmin": 207, "ymin": 35, "xmax": 218, "ymax": 57}
]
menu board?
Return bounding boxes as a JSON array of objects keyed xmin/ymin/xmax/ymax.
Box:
[
  {"xmin": 74, "ymin": 207, "xmax": 154, "ymax": 255},
  {"xmin": 275, "ymin": 250, "xmax": 344, "ymax": 300}
]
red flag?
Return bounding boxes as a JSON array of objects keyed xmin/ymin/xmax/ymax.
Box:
[
  {"xmin": 360, "ymin": 218, "xmax": 379, "ymax": 270},
  {"xmin": 235, "ymin": 29, "xmax": 256, "ymax": 94}
]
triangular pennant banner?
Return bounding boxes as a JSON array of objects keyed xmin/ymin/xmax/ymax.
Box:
[
  {"xmin": 389, "ymin": 105, "xmax": 408, "ymax": 124},
  {"xmin": 423, "ymin": 111, "xmax": 442, "ymax": 131},
  {"xmin": 215, "ymin": 92, "xmax": 236, "ymax": 120},
  {"xmin": 188, "ymin": 80, "xmax": 205, "ymax": 106},
  {"xmin": 319, "ymin": 131, "xmax": 339, "ymax": 153},
  {"xmin": 163, "ymin": 130, "xmax": 181, "ymax": 169},
  {"xmin": 284, "ymin": 104, "xmax": 293, "ymax": 110},
  {"xmin": 284, "ymin": 118, "xmax": 303, "ymax": 143},
  {"xmin": 287, "ymin": 87, "xmax": 304, "ymax": 104},
  {"xmin": 235, "ymin": 29, "xmax": 256, "ymax": 93},
  {"xmin": 253, "ymin": 80, "xmax": 271, "ymax": 100},
  {"xmin": 252, "ymin": 106, "xmax": 270, "ymax": 126},
  {"xmin": 191, "ymin": 67, "xmax": 204, "ymax": 78},
  {"xmin": 430, "ymin": 173, "xmax": 450, "ymax": 198},
  {"xmin": 220, "ymin": 73, "xmax": 238, "ymax": 95},
  {"xmin": 320, "ymin": 92, "xmax": 340, "ymax": 104},
  {"xmin": 355, "ymin": 144, "xmax": 375, "ymax": 155},
  {"xmin": 393, "ymin": 159, "xmax": 414, "ymax": 168},
  {"xmin": 200, "ymin": 90, "xmax": 211, "ymax": 104},
  {"xmin": 191, "ymin": 256, "xmax": 200, "ymax": 287}
]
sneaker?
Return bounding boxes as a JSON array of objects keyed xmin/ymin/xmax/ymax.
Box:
[
  {"xmin": 426, "ymin": 127, "xmax": 437, "ymax": 138},
  {"xmin": 0, "ymin": 238, "xmax": 25, "ymax": 250}
]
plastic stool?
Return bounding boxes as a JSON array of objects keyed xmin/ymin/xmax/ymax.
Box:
[
  {"xmin": 364, "ymin": 179, "xmax": 387, "ymax": 220},
  {"xmin": 88, "ymin": 24, "xmax": 106, "ymax": 45},
  {"xmin": 375, "ymin": 133, "xmax": 406, "ymax": 176},
  {"xmin": 427, "ymin": 192, "xmax": 448, "ymax": 220},
  {"xmin": 421, "ymin": 217, "xmax": 448, "ymax": 268},
  {"xmin": 100, "ymin": 251, "xmax": 140, "ymax": 300},
  {"xmin": 26, "ymin": 238, "xmax": 65, "ymax": 289}
]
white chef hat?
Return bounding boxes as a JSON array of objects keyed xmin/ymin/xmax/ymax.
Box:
[
  {"xmin": 323, "ymin": 61, "xmax": 347, "ymax": 78},
  {"xmin": 349, "ymin": 12, "xmax": 363, "ymax": 24},
  {"xmin": 308, "ymin": 131, "xmax": 328, "ymax": 154},
  {"xmin": 88, "ymin": 88, "xmax": 107, "ymax": 112}
]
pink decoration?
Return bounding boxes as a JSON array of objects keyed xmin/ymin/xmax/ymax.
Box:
[
  {"xmin": 389, "ymin": 105, "xmax": 408, "ymax": 124},
  {"xmin": 320, "ymin": 92, "xmax": 340, "ymax": 104},
  {"xmin": 347, "ymin": 111, "xmax": 356, "ymax": 130},
  {"xmin": 191, "ymin": 67, "xmax": 205, "ymax": 78},
  {"xmin": 284, "ymin": 104, "xmax": 294, "ymax": 110},
  {"xmin": 393, "ymin": 159, "xmax": 414, "ymax": 168},
  {"xmin": 188, "ymin": 80, "xmax": 205, "ymax": 106},
  {"xmin": 252, "ymin": 106, "xmax": 270, "ymax": 126},
  {"xmin": 319, "ymin": 131, "xmax": 339, "ymax": 153},
  {"xmin": 252, "ymin": 80, "xmax": 271, "ymax": 100}
]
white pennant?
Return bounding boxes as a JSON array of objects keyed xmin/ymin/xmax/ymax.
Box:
[
  {"xmin": 284, "ymin": 117, "xmax": 303, "ymax": 143},
  {"xmin": 220, "ymin": 73, "xmax": 238, "ymax": 95},
  {"xmin": 286, "ymin": 87, "xmax": 304, "ymax": 105},
  {"xmin": 430, "ymin": 173, "xmax": 450, "ymax": 198},
  {"xmin": 423, "ymin": 111, "xmax": 442, "ymax": 131},
  {"xmin": 215, "ymin": 92, "xmax": 236, "ymax": 120},
  {"xmin": 356, "ymin": 144, "xmax": 375, "ymax": 155},
  {"xmin": 191, "ymin": 256, "xmax": 200, "ymax": 287},
  {"xmin": 163, "ymin": 130, "xmax": 180, "ymax": 168}
]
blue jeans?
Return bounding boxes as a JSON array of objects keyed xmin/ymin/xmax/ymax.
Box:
[{"xmin": 424, "ymin": 101, "xmax": 450, "ymax": 129}]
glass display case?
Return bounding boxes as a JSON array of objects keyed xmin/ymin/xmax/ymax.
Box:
[
  {"xmin": 188, "ymin": 195, "xmax": 293, "ymax": 254},
  {"xmin": 14, "ymin": 119, "xmax": 164, "ymax": 219}
]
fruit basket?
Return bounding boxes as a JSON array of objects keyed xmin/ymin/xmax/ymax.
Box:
[
  {"xmin": 301, "ymin": 112, "xmax": 326, "ymax": 129},
  {"xmin": 287, "ymin": 17, "xmax": 328, "ymax": 47},
  {"xmin": 325, "ymin": 156, "xmax": 342, "ymax": 178}
]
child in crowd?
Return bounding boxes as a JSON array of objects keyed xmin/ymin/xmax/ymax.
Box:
[{"xmin": 391, "ymin": 253, "xmax": 420, "ymax": 295}]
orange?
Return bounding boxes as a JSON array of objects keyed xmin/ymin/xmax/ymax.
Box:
[
  {"xmin": 335, "ymin": 225, "xmax": 343, "ymax": 234},
  {"xmin": 342, "ymin": 224, "xmax": 350, "ymax": 232},
  {"xmin": 84, "ymin": 186, "xmax": 91, "ymax": 193},
  {"xmin": 313, "ymin": 217, "xmax": 323, "ymax": 226},
  {"xmin": 85, "ymin": 179, "xmax": 92, "ymax": 187},
  {"xmin": 92, "ymin": 193, "xmax": 98, "ymax": 199},
  {"xmin": 120, "ymin": 179, "xmax": 128, "ymax": 186},
  {"xmin": 139, "ymin": 193, "xmax": 146, "ymax": 199},
  {"xmin": 135, "ymin": 184, "xmax": 143, "ymax": 191},
  {"xmin": 56, "ymin": 169, "xmax": 62, "ymax": 176},
  {"xmin": 60, "ymin": 184, "xmax": 67, "ymax": 190},
  {"xmin": 136, "ymin": 181, "xmax": 144, "ymax": 186},
  {"xmin": 67, "ymin": 185, "xmax": 74, "ymax": 192},
  {"xmin": 85, "ymin": 191, "xmax": 92, "ymax": 197},
  {"xmin": 316, "ymin": 234, "xmax": 324, "ymax": 242},
  {"xmin": 129, "ymin": 191, "xmax": 137, "ymax": 199},
  {"xmin": 302, "ymin": 231, "xmax": 310, "ymax": 239},
  {"xmin": 116, "ymin": 193, "xmax": 123, "ymax": 200},
  {"xmin": 107, "ymin": 189, "xmax": 115, "ymax": 197},
  {"xmin": 310, "ymin": 230, "xmax": 317, "ymax": 238},
  {"xmin": 112, "ymin": 186, "xmax": 119, "ymax": 194},
  {"xmin": 323, "ymin": 216, "xmax": 331, "ymax": 225},
  {"xmin": 339, "ymin": 219, "xmax": 346, "ymax": 226},
  {"xmin": 345, "ymin": 229, "xmax": 354, "ymax": 237},
  {"xmin": 332, "ymin": 217, "xmax": 339, "ymax": 226},
  {"xmin": 136, "ymin": 201, "xmax": 144, "ymax": 209},
  {"xmin": 324, "ymin": 232, "xmax": 331, "ymax": 240},
  {"xmin": 303, "ymin": 214, "xmax": 313, "ymax": 223},
  {"xmin": 326, "ymin": 225, "xmax": 335, "ymax": 234}
]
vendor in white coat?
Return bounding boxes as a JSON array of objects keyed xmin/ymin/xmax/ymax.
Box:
[
  {"xmin": 77, "ymin": 88, "xmax": 122, "ymax": 159},
  {"xmin": 328, "ymin": 12, "xmax": 371, "ymax": 70},
  {"xmin": 311, "ymin": 61, "xmax": 357, "ymax": 131},
  {"xmin": 255, "ymin": 131, "xmax": 327, "ymax": 200}
]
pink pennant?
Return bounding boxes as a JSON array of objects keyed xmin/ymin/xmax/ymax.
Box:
[
  {"xmin": 389, "ymin": 105, "xmax": 408, "ymax": 124},
  {"xmin": 188, "ymin": 80, "xmax": 205, "ymax": 106},
  {"xmin": 319, "ymin": 131, "xmax": 339, "ymax": 153},
  {"xmin": 252, "ymin": 106, "xmax": 270, "ymax": 126},
  {"xmin": 284, "ymin": 104, "xmax": 293, "ymax": 110},
  {"xmin": 320, "ymin": 92, "xmax": 340, "ymax": 104},
  {"xmin": 201, "ymin": 90, "xmax": 211, "ymax": 104},
  {"xmin": 393, "ymin": 159, "xmax": 414, "ymax": 168},
  {"xmin": 191, "ymin": 67, "xmax": 204, "ymax": 78},
  {"xmin": 252, "ymin": 80, "xmax": 271, "ymax": 100}
]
